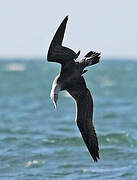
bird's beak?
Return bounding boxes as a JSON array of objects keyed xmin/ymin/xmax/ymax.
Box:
[
  {"xmin": 52, "ymin": 94, "xmax": 58, "ymax": 109},
  {"xmin": 50, "ymin": 83, "xmax": 61, "ymax": 110}
]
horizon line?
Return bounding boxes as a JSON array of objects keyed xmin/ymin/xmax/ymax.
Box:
[{"xmin": 0, "ymin": 56, "xmax": 137, "ymax": 61}]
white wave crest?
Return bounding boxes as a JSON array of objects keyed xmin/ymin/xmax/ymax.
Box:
[{"xmin": 4, "ymin": 63, "xmax": 26, "ymax": 71}]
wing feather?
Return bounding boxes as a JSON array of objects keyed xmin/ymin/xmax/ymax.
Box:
[
  {"xmin": 67, "ymin": 77, "xmax": 99, "ymax": 162},
  {"xmin": 47, "ymin": 16, "xmax": 79, "ymax": 64},
  {"xmin": 48, "ymin": 45, "xmax": 78, "ymax": 62}
]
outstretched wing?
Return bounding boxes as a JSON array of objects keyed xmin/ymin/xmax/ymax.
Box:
[
  {"xmin": 67, "ymin": 77, "xmax": 99, "ymax": 162},
  {"xmin": 47, "ymin": 16, "xmax": 80, "ymax": 64}
]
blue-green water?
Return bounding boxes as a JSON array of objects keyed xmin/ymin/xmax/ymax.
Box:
[{"xmin": 0, "ymin": 58, "xmax": 137, "ymax": 180}]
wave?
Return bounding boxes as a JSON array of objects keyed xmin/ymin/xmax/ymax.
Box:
[
  {"xmin": 2, "ymin": 63, "xmax": 26, "ymax": 71},
  {"xmin": 99, "ymin": 132, "xmax": 137, "ymax": 147},
  {"xmin": 25, "ymin": 160, "xmax": 45, "ymax": 168}
]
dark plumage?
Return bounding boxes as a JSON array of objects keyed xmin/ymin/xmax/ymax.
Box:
[{"xmin": 47, "ymin": 16, "xmax": 101, "ymax": 162}]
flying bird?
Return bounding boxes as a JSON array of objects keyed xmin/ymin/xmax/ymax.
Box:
[{"xmin": 47, "ymin": 16, "xmax": 101, "ymax": 162}]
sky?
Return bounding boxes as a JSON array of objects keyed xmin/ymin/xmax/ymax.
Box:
[{"xmin": 0, "ymin": 0, "xmax": 137, "ymax": 59}]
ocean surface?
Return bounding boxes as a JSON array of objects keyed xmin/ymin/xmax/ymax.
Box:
[{"xmin": 0, "ymin": 58, "xmax": 137, "ymax": 180}]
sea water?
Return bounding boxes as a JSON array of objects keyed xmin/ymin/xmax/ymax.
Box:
[{"xmin": 0, "ymin": 58, "xmax": 137, "ymax": 180}]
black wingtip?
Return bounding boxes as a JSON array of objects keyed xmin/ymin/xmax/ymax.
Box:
[
  {"xmin": 62, "ymin": 16, "xmax": 69, "ymax": 24},
  {"xmin": 86, "ymin": 141, "xmax": 100, "ymax": 162},
  {"xmin": 93, "ymin": 154, "xmax": 100, "ymax": 162},
  {"xmin": 90, "ymin": 150, "xmax": 100, "ymax": 162},
  {"xmin": 47, "ymin": 16, "xmax": 69, "ymax": 61},
  {"xmin": 65, "ymin": 15, "xmax": 69, "ymax": 20}
]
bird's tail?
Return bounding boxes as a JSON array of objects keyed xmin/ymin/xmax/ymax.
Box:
[{"xmin": 84, "ymin": 51, "xmax": 101, "ymax": 66}]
